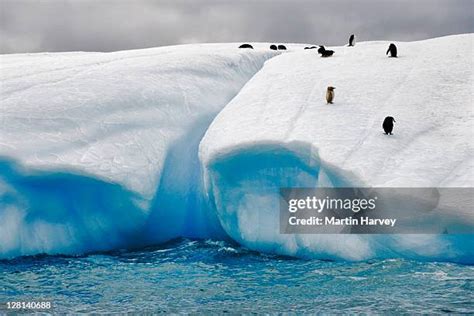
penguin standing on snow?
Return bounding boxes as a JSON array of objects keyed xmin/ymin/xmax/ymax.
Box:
[
  {"xmin": 348, "ymin": 34, "xmax": 355, "ymax": 46},
  {"xmin": 326, "ymin": 86, "xmax": 335, "ymax": 104},
  {"xmin": 382, "ymin": 116, "xmax": 396, "ymax": 135},
  {"xmin": 386, "ymin": 43, "xmax": 397, "ymax": 57}
]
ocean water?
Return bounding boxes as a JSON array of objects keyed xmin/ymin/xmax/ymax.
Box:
[{"xmin": 1, "ymin": 239, "xmax": 473, "ymax": 314}]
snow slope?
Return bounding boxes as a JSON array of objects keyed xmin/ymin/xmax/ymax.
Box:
[
  {"xmin": 0, "ymin": 43, "xmax": 280, "ymax": 258},
  {"xmin": 1, "ymin": 36, "xmax": 473, "ymax": 262},
  {"xmin": 199, "ymin": 34, "xmax": 474, "ymax": 262}
]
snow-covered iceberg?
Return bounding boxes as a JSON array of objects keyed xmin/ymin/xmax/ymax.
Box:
[
  {"xmin": 1, "ymin": 35, "xmax": 473, "ymax": 262},
  {"xmin": 0, "ymin": 44, "xmax": 279, "ymax": 258},
  {"xmin": 199, "ymin": 34, "xmax": 474, "ymax": 263}
]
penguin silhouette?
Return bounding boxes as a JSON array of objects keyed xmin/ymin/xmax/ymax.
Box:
[
  {"xmin": 277, "ymin": 44, "xmax": 287, "ymax": 50},
  {"xmin": 386, "ymin": 43, "xmax": 397, "ymax": 57},
  {"xmin": 239, "ymin": 44, "xmax": 253, "ymax": 49},
  {"xmin": 348, "ymin": 34, "xmax": 355, "ymax": 46},
  {"xmin": 318, "ymin": 46, "xmax": 334, "ymax": 57},
  {"xmin": 382, "ymin": 116, "xmax": 396, "ymax": 135},
  {"xmin": 320, "ymin": 50, "xmax": 334, "ymax": 57},
  {"xmin": 270, "ymin": 44, "xmax": 278, "ymax": 50}
]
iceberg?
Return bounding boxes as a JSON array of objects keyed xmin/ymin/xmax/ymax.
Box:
[
  {"xmin": 199, "ymin": 34, "xmax": 474, "ymax": 263},
  {"xmin": 1, "ymin": 35, "xmax": 473, "ymax": 262},
  {"xmin": 0, "ymin": 44, "xmax": 279, "ymax": 258}
]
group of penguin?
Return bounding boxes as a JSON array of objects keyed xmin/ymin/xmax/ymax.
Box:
[
  {"xmin": 238, "ymin": 34, "xmax": 398, "ymax": 135},
  {"xmin": 238, "ymin": 34, "xmax": 398, "ymax": 58},
  {"xmin": 239, "ymin": 43, "xmax": 288, "ymax": 50}
]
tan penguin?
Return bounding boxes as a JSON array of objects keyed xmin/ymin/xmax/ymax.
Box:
[{"xmin": 326, "ymin": 86, "xmax": 335, "ymax": 104}]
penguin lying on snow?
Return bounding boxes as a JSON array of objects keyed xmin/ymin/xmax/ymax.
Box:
[
  {"xmin": 320, "ymin": 50, "xmax": 334, "ymax": 57},
  {"xmin": 270, "ymin": 44, "xmax": 278, "ymax": 50},
  {"xmin": 386, "ymin": 43, "xmax": 397, "ymax": 57},
  {"xmin": 382, "ymin": 116, "xmax": 396, "ymax": 135},
  {"xmin": 318, "ymin": 46, "xmax": 334, "ymax": 57},
  {"xmin": 304, "ymin": 46, "xmax": 318, "ymax": 50},
  {"xmin": 239, "ymin": 43, "xmax": 253, "ymax": 49},
  {"xmin": 277, "ymin": 44, "xmax": 287, "ymax": 50}
]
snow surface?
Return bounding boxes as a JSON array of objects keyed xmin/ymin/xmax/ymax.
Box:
[{"xmin": 1, "ymin": 36, "xmax": 473, "ymax": 262}]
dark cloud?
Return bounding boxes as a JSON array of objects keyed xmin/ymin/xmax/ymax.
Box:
[{"xmin": 1, "ymin": 0, "xmax": 473, "ymax": 54}]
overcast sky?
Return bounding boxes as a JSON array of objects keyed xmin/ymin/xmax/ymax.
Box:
[{"xmin": 1, "ymin": 0, "xmax": 473, "ymax": 54}]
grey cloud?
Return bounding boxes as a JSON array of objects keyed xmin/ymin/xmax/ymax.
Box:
[{"xmin": 0, "ymin": 0, "xmax": 473, "ymax": 54}]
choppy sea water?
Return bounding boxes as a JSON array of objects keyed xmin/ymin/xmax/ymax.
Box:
[{"xmin": 1, "ymin": 239, "xmax": 473, "ymax": 314}]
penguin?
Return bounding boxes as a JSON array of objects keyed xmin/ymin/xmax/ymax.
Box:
[
  {"xmin": 326, "ymin": 86, "xmax": 335, "ymax": 104},
  {"xmin": 386, "ymin": 43, "xmax": 397, "ymax": 57},
  {"xmin": 348, "ymin": 34, "xmax": 355, "ymax": 47},
  {"xmin": 382, "ymin": 116, "xmax": 396, "ymax": 135},
  {"xmin": 277, "ymin": 44, "xmax": 287, "ymax": 50},
  {"xmin": 317, "ymin": 46, "xmax": 334, "ymax": 57},
  {"xmin": 304, "ymin": 46, "xmax": 318, "ymax": 50},
  {"xmin": 320, "ymin": 50, "xmax": 335, "ymax": 57},
  {"xmin": 239, "ymin": 44, "xmax": 253, "ymax": 49},
  {"xmin": 270, "ymin": 44, "xmax": 278, "ymax": 50}
]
